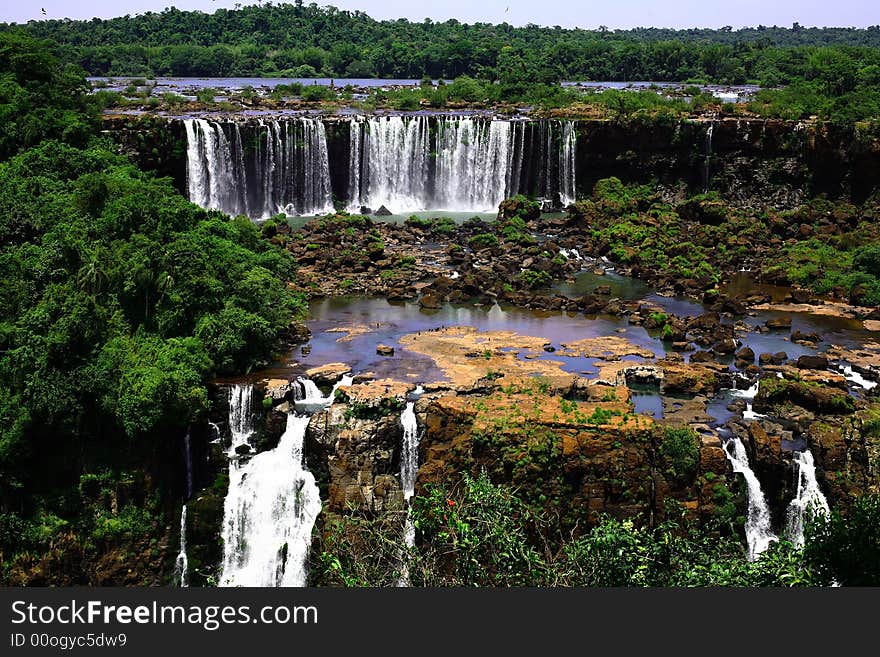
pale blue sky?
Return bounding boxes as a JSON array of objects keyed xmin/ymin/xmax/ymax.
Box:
[{"xmin": 2, "ymin": 0, "xmax": 876, "ymax": 28}]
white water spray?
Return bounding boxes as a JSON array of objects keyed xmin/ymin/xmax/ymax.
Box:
[
  {"xmin": 228, "ymin": 384, "xmax": 255, "ymax": 456},
  {"xmin": 174, "ymin": 505, "xmax": 189, "ymax": 587},
  {"xmin": 220, "ymin": 414, "xmax": 321, "ymax": 587},
  {"xmin": 184, "ymin": 118, "xmax": 333, "ymax": 218},
  {"xmin": 784, "ymin": 450, "xmax": 829, "ymax": 548},
  {"xmin": 723, "ymin": 436, "xmax": 778, "ymax": 560}
]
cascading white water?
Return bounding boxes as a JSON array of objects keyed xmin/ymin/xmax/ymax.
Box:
[
  {"xmin": 174, "ymin": 505, "xmax": 189, "ymax": 587},
  {"xmin": 348, "ymin": 115, "xmax": 431, "ymax": 212},
  {"xmin": 839, "ymin": 364, "xmax": 877, "ymax": 390},
  {"xmin": 184, "ymin": 118, "xmax": 333, "ymax": 218},
  {"xmin": 785, "ymin": 450, "xmax": 830, "ymax": 548},
  {"xmin": 347, "ymin": 116, "xmax": 576, "ymax": 213},
  {"xmin": 400, "ymin": 401, "xmax": 419, "ymax": 547},
  {"xmin": 723, "ymin": 436, "xmax": 778, "ymax": 560},
  {"xmin": 228, "ymin": 384, "xmax": 255, "ymax": 456},
  {"xmin": 396, "ymin": 393, "xmax": 422, "ymax": 586},
  {"xmin": 220, "ymin": 413, "xmax": 321, "ymax": 587},
  {"xmin": 294, "ymin": 374, "xmax": 353, "ymax": 411},
  {"xmin": 558, "ymin": 120, "xmax": 577, "ymax": 206},
  {"xmin": 730, "ymin": 376, "xmax": 764, "ymax": 420},
  {"xmin": 433, "ymin": 117, "xmax": 516, "ymax": 211}
]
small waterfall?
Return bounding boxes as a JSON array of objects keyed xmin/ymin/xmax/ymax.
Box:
[
  {"xmin": 785, "ymin": 450, "xmax": 830, "ymax": 548},
  {"xmin": 400, "ymin": 402, "xmax": 420, "ymax": 521},
  {"xmin": 183, "ymin": 118, "xmax": 333, "ymax": 218},
  {"xmin": 839, "ymin": 364, "xmax": 877, "ymax": 390},
  {"xmin": 228, "ymin": 384, "xmax": 255, "ymax": 456},
  {"xmin": 183, "ymin": 429, "xmax": 193, "ymax": 499},
  {"xmin": 220, "ymin": 414, "xmax": 321, "ymax": 587},
  {"xmin": 730, "ymin": 377, "xmax": 764, "ymax": 420},
  {"xmin": 174, "ymin": 505, "xmax": 189, "ymax": 587},
  {"xmin": 723, "ymin": 437, "xmax": 778, "ymax": 560},
  {"xmin": 704, "ymin": 122, "xmax": 715, "ymax": 192},
  {"xmin": 208, "ymin": 421, "xmax": 221, "ymax": 444},
  {"xmin": 294, "ymin": 374, "xmax": 353, "ymax": 412},
  {"xmin": 397, "ymin": 398, "xmax": 421, "ymax": 586}
]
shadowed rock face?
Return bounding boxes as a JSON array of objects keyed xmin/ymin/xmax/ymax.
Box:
[{"xmin": 105, "ymin": 114, "xmax": 880, "ymax": 214}]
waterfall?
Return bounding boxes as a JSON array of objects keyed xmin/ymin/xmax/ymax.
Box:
[
  {"xmin": 220, "ymin": 414, "xmax": 321, "ymax": 587},
  {"xmin": 183, "ymin": 429, "xmax": 193, "ymax": 499},
  {"xmin": 433, "ymin": 117, "xmax": 516, "ymax": 211},
  {"xmin": 294, "ymin": 374, "xmax": 353, "ymax": 412},
  {"xmin": 174, "ymin": 505, "xmax": 189, "ymax": 587},
  {"xmin": 400, "ymin": 401, "xmax": 420, "ymax": 530},
  {"xmin": 397, "ymin": 397, "xmax": 421, "ymax": 586},
  {"xmin": 183, "ymin": 118, "xmax": 333, "ymax": 218},
  {"xmin": 704, "ymin": 122, "xmax": 715, "ymax": 192},
  {"xmin": 346, "ymin": 116, "xmax": 576, "ymax": 213},
  {"xmin": 558, "ymin": 120, "xmax": 577, "ymax": 206},
  {"xmin": 348, "ymin": 115, "xmax": 431, "ymax": 212},
  {"xmin": 730, "ymin": 377, "xmax": 764, "ymax": 420},
  {"xmin": 723, "ymin": 436, "xmax": 778, "ymax": 560},
  {"xmin": 784, "ymin": 450, "xmax": 830, "ymax": 548},
  {"xmin": 228, "ymin": 384, "xmax": 255, "ymax": 456},
  {"xmin": 839, "ymin": 364, "xmax": 877, "ymax": 390}
]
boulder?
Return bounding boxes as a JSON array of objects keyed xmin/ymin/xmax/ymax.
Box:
[
  {"xmin": 796, "ymin": 355, "xmax": 828, "ymax": 371},
  {"xmin": 789, "ymin": 289, "xmax": 812, "ymax": 304},
  {"xmin": 375, "ymin": 205, "xmax": 392, "ymax": 216},
  {"xmin": 306, "ymin": 363, "xmax": 352, "ymax": 386},
  {"xmin": 791, "ymin": 330, "xmax": 821, "ymax": 344},
  {"xmin": 735, "ymin": 346, "xmax": 755, "ymax": 363},
  {"xmin": 376, "ymin": 344, "xmax": 395, "ymax": 357},
  {"xmin": 766, "ymin": 317, "xmax": 792, "ymax": 330},
  {"xmin": 771, "ymin": 351, "xmax": 788, "ymax": 365},
  {"xmin": 419, "ymin": 294, "xmax": 441, "ymax": 309}
]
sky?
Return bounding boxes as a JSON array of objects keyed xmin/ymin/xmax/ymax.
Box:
[{"xmin": 2, "ymin": 0, "xmax": 877, "ymax": 29}]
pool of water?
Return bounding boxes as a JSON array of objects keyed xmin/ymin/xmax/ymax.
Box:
[
  {"xmin": 297, "ymin": 297, "xmax": 666, "ymax": 382},
  {"xmin": 283, "ymin": 211, "xmax": 498, "ymax": 230}
]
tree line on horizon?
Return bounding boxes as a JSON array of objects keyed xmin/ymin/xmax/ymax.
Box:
[{"xmin": 3, "ymin": 3, "xmax": 880, "ymax": 85}]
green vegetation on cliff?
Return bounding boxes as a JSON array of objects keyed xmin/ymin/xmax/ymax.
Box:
[
  {"xmin": 0, "ymin": 33, "xmax": 304, "ymax": 581},
  {"xmin": 317, "ymin": 471, "xmax": 880, "ymax": 587}
]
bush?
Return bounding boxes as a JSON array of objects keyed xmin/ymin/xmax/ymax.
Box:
[{"xmin": 660, "ymin": 426, "xmax": 699, "ymax": 484}]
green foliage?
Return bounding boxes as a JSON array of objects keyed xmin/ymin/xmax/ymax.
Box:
[
  {"xmin": 469, "ymin": 232, "xmax": 499, "ymax": 249},
  {"xmin": 300, "ymin": 84, "xmax": 336, "ymax": 102},
  {"xmin": 517, "ymin": 269, "xmax": 552, "ymax": 290},
  {"xmin": 194, "ymin": 87, "xmax": 217, "ymax": 104},
  {"xmin": 0, "ymin": 32, "xmax": 97, "ymax": 159},
  {"xmin": 804, "ymin": 494, "xmax": 880, "ymax": 585},
  {"xmin": 659, "ymin": 426, "xmax": 700, "ymax": 484},
  {"xmin": 410, "ymin": 472, "xmax": 546, "ymax": 586},
  {"xmin": 0, "ymin": 35, "xmax": 306, "ymax": 516},
  {"xmin": 313, "ymin": 472, "xmax": 852, "ymax": 587},
  {"xmin": 19, "ymin": 4, "xmax": 880, "ymax": 93}
]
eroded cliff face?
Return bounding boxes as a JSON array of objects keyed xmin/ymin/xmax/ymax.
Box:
[{"xmin": 103, "ymin": 114, "xmax": 880, "ymax": 211}]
